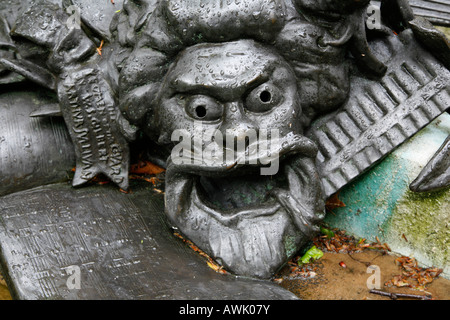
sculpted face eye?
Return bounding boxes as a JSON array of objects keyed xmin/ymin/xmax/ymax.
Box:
[
  {"xmin": 183, "ymin": 95, "xmax": 223, "ymax": 121},
  {"xmin": 245, "ymin": 83, "xmax": 283, "ymax": 113}
]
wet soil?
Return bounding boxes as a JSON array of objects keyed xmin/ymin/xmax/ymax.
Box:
[{"xmin": 276, "ymin": 251, "xmax": 450, "ymax": 300}]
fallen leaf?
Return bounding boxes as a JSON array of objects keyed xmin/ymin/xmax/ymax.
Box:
[
  {"xmin": 174, "ymin": 231, "xmax": 227, "ymax": 275},
  {"xmin": 389, "ymin": 255, "xmax": 443, "ymax": 289},
  {"xmin": 130, "ymin": 161, "xmax": 165, "ymax": 175},
  {"xmin": 207, "ymin": 261, "xmax": 221, "ymax": 272},
  {"xmin": 392, "ymin": 275, "xmax": 411, "ymax": 287},
  {"xmin": 320, "ymin": 226, "xmax": 335, "ymax": 238},
  {"xmin": 299, "ymin": 246, "xmax": 324, "ymax": 265},
  {"xmin": 326, "ymin": 192, "xmax": 346, "ymax": 211},
  {"xmin": 96, "ymin": 40, "xmax": 104, "ymax": 56}
]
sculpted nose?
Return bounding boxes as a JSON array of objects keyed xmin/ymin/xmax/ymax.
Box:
[{"xmin": 219, "ymin": 102, "xmax": 257, "ymax": 145}]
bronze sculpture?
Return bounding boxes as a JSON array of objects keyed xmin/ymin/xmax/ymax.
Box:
[{"xmin": 0, "ymin": 0, "xmax": 448, "ymax": 296}]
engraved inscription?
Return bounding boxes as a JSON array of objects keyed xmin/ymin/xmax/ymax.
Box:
[{"xmin": 58, "ymin": 68, "xmax": 129, "ymax": 189}]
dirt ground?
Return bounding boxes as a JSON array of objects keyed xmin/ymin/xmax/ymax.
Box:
[{"xmin": 276, "ymin": 251, "xmax": 450, "ymax": 300}]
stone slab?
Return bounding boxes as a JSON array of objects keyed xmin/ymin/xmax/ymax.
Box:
[
  {"xmin": 325, "ymin": 113, "xmax": 450, "ymax": 279},
  {"xmin": 0, "ymin": 181, "xmax": 298, "ymax": 300}
]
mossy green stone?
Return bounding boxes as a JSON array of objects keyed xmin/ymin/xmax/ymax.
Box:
[{"xmin": 325, "ymin": 113, "xmax": 450, "ymax": 278}]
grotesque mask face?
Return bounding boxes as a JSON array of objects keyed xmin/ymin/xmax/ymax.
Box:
[
  {"xmin": 149, "ymin": 40, "xmax": 325, "ymax": 278},
  {"xmin": 151, "ymin": 40, "xmax": 303, "ymax": 146}
]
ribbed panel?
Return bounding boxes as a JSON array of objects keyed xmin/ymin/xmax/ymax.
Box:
[
  {"xmin": 308, "ymin": 33, "xmax": 450, "ymax": 197},
  {"xmin": 371, "ymin": 0, "xmax": 450, "ymax": 26}
]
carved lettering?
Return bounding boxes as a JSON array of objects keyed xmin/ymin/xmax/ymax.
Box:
[{"xmin": 58, "ymin": 68, "xmax": 130, "ymax": 189}]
